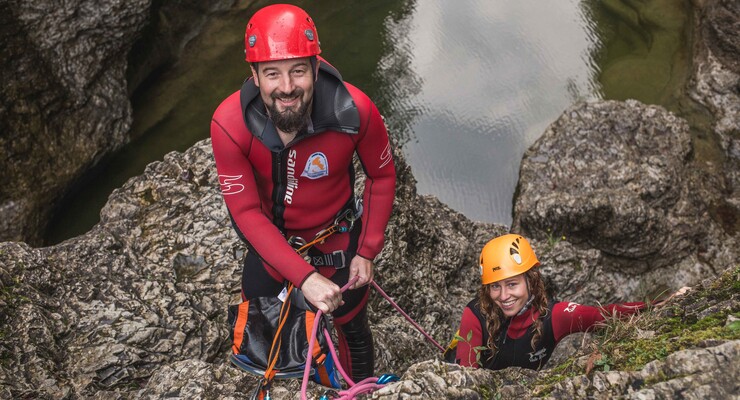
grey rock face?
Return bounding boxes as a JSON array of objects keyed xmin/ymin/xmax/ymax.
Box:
[
  {"xmin": 126, "ymin": 0, "xmax": 235, "ymax": 92},
  {"xmin": 2, "ymin": 139, "xmax": 736, "ymax": 400},
  {"xmin": 547, "ymin": 340, "xmax": 740, "ymax": 400},
  {"xmin": 366, "ymin": 339, "xmax": 740, "ymax": 399},
  {"xmin": 0, "ymin": 0, "xmax": 235, "ymax": 245},
  {"xmin": 512, "ymin": 100, "xmax": 737, "ymax": 303},
  {"xmin": 0, "ymin": 0, "xmax": 150, "ymax": 245},
  {"xmin": 700, "ymin": 0, "xmax": 740, "ymax": 75},
  {"xmin": 0, "ymin": 141, "xmax": 503, "ymax": 398},
  {"xmin": 690, "ymin": 0, "xmax": 740, "ymax": 235}
]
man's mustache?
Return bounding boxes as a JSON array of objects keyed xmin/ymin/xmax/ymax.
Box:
[{"xmin": 271, "ymin": 88, "xmax": 304, "ymax": 100}]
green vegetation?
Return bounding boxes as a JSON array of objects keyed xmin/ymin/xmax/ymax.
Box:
[
  {"xmin": 533, "ymin": 265, "xmax": 739, "ymax": 396},
  {"xmin": 454, "ymin": 330, "xmax": 489, "ymax": 367},
  {"xmin": 544, "ymin": 228, "xmax": 566, "ymax": 251},
  {"xmin": 476, "ymin": 385, "xmax": 501, "ymax": 400}
]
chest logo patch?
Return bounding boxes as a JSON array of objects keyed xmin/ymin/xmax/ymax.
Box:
[{"xmin": 301, "ymin": 152, "xmax": 329, "ymax": 179}]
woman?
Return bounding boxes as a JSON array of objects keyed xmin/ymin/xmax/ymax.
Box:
[{"xmin": 450, "ymin": 234, "xmax": 687, "ymax": 370}]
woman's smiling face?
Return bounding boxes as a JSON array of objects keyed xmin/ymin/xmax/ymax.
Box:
[{"xmin": 488, "ymin": 273, "xmax": 529, "ymax": 317}]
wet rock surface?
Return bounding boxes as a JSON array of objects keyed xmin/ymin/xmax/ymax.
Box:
[
  {"xmin": 0, "ymin": 0, "xmax": 236, "ymax": 245},
  {"xmin": 0, "ymin": 0, "xmax": 149, "ymax": 245},
  {"xmin": 700, "ymin": 0, "xmax": 740, "ymax": 74},
  {"xmin": 691, "ymin": 0, "xmax": 740, "ymax": 236}
]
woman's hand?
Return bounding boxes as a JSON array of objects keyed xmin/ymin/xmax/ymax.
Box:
[{"xmin": 656, "ymin": 286, "xmax": 691, "ymax": 307}]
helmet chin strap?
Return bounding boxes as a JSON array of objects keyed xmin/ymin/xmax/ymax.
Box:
[
  {"xmin": 310, "ymin": 56, "xmax": 318, "ymax": 81},
  {"xmin": 515, "ymin": 278, "xmax": 534, "ymax": 316},
  {"xmin": 516, "ymin": 295, "xmax": 535, "ymax": 316}
]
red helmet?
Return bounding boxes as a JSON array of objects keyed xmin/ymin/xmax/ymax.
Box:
[{"xmin": 245, "ymin": 4, "xmax": 321, "ymax": 63}]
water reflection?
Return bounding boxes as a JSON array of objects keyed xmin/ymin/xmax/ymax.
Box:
[
  {"xmin": 585, "ymin": 0, "xmax": 691, "ymax": 106},
  {"xmin": 388, "ymin": 0, "xmax": 603, "ymax": 223},
  {"xmin": 46, "ymin": 0, "xmax": 698, "ymax": 244}
]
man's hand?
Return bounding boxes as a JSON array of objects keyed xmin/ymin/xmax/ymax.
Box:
[
  {"xmin": 349, "ymin": 255, "xmax": 374, "ymax": 290},
  {"xmin": 301, "ymin": 272, "xmax": 343, "ymax": 313}
]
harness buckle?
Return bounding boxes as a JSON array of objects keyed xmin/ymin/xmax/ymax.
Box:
[
  {"xmin": 331, "ymin": 250, "xmax": 346, "ymax": 270},
  {"xmin": 309, "ymin": 250, "xmax": 347, "ymax": 269},
  {"xmin": 287, "ymin": 236, "xmax": 307, "ymax": 250}
]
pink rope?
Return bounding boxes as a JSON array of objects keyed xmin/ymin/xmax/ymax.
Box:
[
  {"xmin": 301, "ymin": 277, "xmax": 444, "ymax": 399},
  {"xmin": 301, "ymin": 277, "xmax": 359, "ymax": 400},
  {"xmin": 370, "ymin": 281, "xmax": 445, "ymax": 352},
  {"xmin": 323, "ymin": 328, "xmax": 355, "ymax": 386}
]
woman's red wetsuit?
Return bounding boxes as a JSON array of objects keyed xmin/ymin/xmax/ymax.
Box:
[{"xmin": 455, "ymin": 299, "xmax": 645, "ymax": 370}]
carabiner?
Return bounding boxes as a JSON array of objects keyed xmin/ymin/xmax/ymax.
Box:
[
  {"xmin": 377, "ymin": 373, "xmax": 400, "ymax": 384},
  {"xmin": 333, "ymin": 208, "xmax": 352, "ymax": 226},
  {"xmin": 250, "ymin": 378, "xmax": 265, "ymax": 400},
  {"xmin": 319, "ymin": 389, "xmax": 340, "ymax": 399}
]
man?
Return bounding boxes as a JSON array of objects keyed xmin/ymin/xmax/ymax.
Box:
[{"xmin": 210, "ymin": 4, "xmax": 396, "ymax": 382}]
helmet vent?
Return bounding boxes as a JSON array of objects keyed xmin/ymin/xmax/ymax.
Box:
[{"xmin": 510, "ymin": 247, "xmax": 522, "ymax": 264}]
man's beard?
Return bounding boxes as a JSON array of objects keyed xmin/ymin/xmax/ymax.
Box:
[{"xmin": 268, "ymin": 89, "xmax": 311, "ymax": 133}]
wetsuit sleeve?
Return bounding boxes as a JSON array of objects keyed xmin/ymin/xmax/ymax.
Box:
[
  {"xmin": 210, "ymin": 118, "xmax": 315, "ymax": 288},
  {"xmin": 456, "ymin": 306, "xmax": 484, "ymax": 368},
  {"xmin": 551, "ymin": 301, "xmax": 646, "ymax": 342},
  {"xmin": 354, "ymin": 100, "xmax": 396, "ymax": 260}
]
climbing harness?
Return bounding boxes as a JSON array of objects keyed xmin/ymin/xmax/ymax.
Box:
[
  {"xmin": 241, "ymin": 273, "xmax": 444, "ymax": 399},
  {"xmin": 232, "ymin": 198, "xmax": 445, "ymax": 399},
  {"xmin": 288, "ymin": 197, "xmax": 362, "ymax": 256},
  {"xmin": 301, "ymin": 277, "xmax": 397, "ymax": 400},
  {"xmin": 296, "ymin": 276, "xmax": 445, "ymax": 399}
]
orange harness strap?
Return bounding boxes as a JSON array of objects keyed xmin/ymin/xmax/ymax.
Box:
[{"xmin": 257, "ymin": 208, "xmax": 356, "ymax": 397}]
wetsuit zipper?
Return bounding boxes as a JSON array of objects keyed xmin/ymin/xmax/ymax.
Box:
[{"xmin": 272, "ymin": 150, "xmax": 287, "ymax": 231}]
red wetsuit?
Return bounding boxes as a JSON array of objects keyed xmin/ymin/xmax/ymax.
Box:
[
  {"xmin": 210, "ymin": 60, "xmax": 396, "ymax": 290},
  {"xmin": 455, "ymin": 299, "xmax": 645, "ymax": 370}
]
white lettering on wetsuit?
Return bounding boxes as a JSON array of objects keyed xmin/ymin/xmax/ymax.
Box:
[
  {"xmin": 528, "ymin": 348, "xmax": 547, "ymax": 362},
  {"xmin": 218, "ymin": 175, "xmax": 245, "ymax": 195},
  {"xmin": 379, "ymin": 142, "xmax": 392, "ymax": 169},
  {"xmin": 285, "ymin": 149, "xmax": 299, "ymax": 204}
]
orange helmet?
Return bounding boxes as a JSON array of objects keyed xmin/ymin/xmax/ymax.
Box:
[
  {"xmin": 479, "ymin": 234, "xmax": 539, "ymax": 285},
  {"xmin": 245, "ymin": 4, "xmax": 321, "ymax": 63}
]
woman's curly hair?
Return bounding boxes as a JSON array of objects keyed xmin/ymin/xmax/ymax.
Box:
[{"xmin": 477, "ymin": 268, "xmax": 548, "ymax": 359}]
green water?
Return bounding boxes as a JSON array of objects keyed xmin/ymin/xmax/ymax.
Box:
[{"xmin": 45, "ymin": 0, "xmax": 710, "ymax": 245}]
